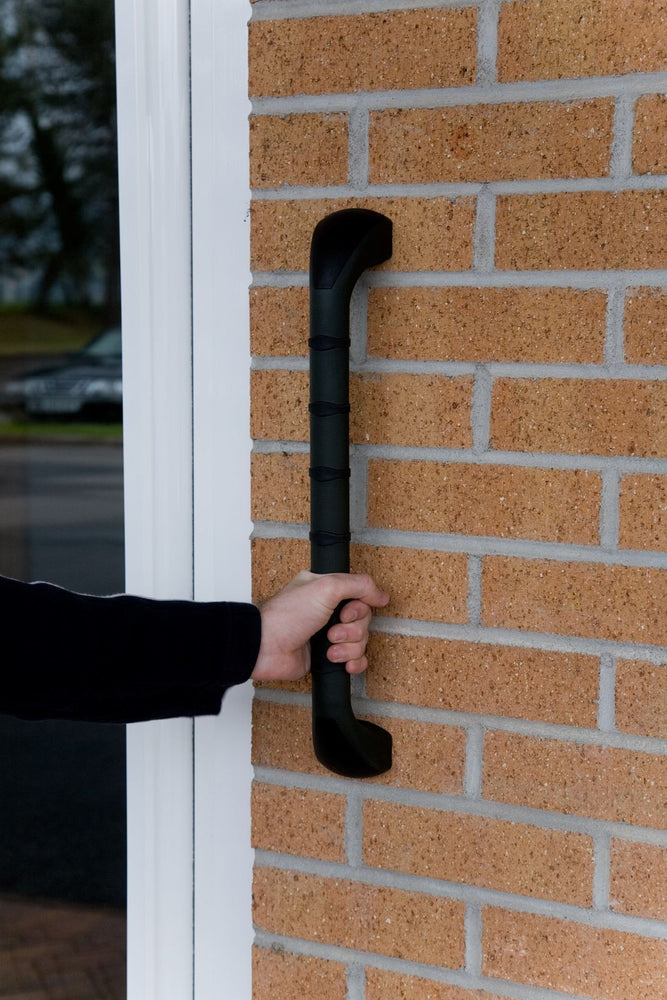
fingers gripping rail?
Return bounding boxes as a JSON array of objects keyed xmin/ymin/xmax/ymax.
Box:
[{"xmin": 309, "ymin": 208, "xmax": 393, "ymax": 779}]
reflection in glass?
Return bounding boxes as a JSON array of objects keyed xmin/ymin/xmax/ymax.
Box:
[{"xmin": 0, "ymin": 1, "xmax": 125, "ymax": 995}]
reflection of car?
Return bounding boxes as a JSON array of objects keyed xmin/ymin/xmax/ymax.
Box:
[{"xmin": 4, "ymin": 328, "xmax": 122, "ymax": 420}]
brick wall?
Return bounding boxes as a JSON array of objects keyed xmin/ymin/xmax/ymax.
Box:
[{"xmin": 248, "ymin": 2, "xmax": 667, "ymax": 998}]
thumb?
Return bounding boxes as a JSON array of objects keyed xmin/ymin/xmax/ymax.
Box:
[{"xmin": 316, "ymin": 572, "xmax": 390, "ymax": 611}]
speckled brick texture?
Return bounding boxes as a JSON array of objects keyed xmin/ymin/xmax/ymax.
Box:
[
  {"xmin": 624, "ymin": 287, "xmax": 667, "ymax": 364},
  {"xmin": 250, "ymin": 113, "xmax": 348, "ymax": 189},
  {"xmin": 251, "ymin": 369, "xmax": 474, "ymax": 447},
  {"xmin": 367, "ymin": 286, "xmax": 607, "ymax": 363},
  {"xmin": 365, "ymin": 971, "xmax": 506, "ymax": 1000},
  {"xmin": 250, "ymin": 287, "xmax": 308, "ymax": 357},
  {"xmin": 351, "ymin": 545, "xmax": 469, "ymax": 624},
  {"xmin": 615, "ymin": 660, "xmax": 667, "ymax": 738},
  {"xmin": 618, "ymin": 474, "xmax": 667, "ymax": 551},
  {"xmin": 251, "ymin": 452, "xmax": 309, "ymax": 524},
  {"xmin": 483, "ymin": 732, "xmax": 666, "ymax": 827},
  {"xmin": 367, "ymin": 460, "xmax": 601, "ymax": 544},
  {"xmin": 252, "ymin": 700, "xmax": 466, "ymax": 795},
  {"xmin": 363, "ymin": 800, "xmax": 594, "ymax": 904},
  {"xmin": 634, "ymin": 95, "xmax": 667, "ymax": 175},
  {"xmin": 253, "ymin": 868, "xmax": 466, "ymax": 966},
  {"xmin": 252, "ymin": 948, "xmax": 346, "ymax": 1000},
  {"xmin": 369, "ymin": 100, "xmax": 614, "ymax": 184},
  {"xmin": 490, "ymin": 378, "xmax": 667, "ymax": 457},
  {"xmin": 251, "ymin": 783, "xmax": 346, "ymax": 862},
  {"xmin": 365, "ymin": 634, "xmax": 599, "ymax": 727},
  {"xmin": 498, "ymin": 0, "xmax": 667, "ymax": 82},
  {"xmin": 482, "ymin": 556, "xmax": 667, "ymax": 645},
  {"xmin": 251, "ymin": 196, "xmax": 475, "ymax": 273},
  {"xmin": 251, "ymin": 537, "xmax": 470, "ymax": 625},
  {"xmin": 483, "ymin": 909, "xmax": 667, "ymax": 1000},
  {"xmin": 249, "ymin": 9, "xmax": 477, "ymax": 97},
  {"xmin": 610, "ymin": 840, "xmax": 667, "ymax": 920},
  {"xmin": 496, "ymin": 191, "xmax": 667, "ymax": 271},
  {"xmin": 248, "ymin": 0, "xmax": 667, "ymax": 995}
]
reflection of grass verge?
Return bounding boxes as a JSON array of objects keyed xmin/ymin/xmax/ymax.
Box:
[
  {"xmin": 0, "ymin": 421, "xmax": 122, "ymax": 442},
  {"xmin": 0, "ymin": 308, "xmax": 102, "ymax": 355}
]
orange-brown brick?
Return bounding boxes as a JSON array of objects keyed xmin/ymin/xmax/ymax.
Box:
[
  {"xmin": 366, "ymin": 970, "xmax": 506, "ymax": 1000},
  {"xmin": 490, "ymin": 378, "xmax": 667, "ymax": 458},
  {"xmin": 351, "ymin": 545, "xmax": 468, "ymax": 624},
  {"xmin": 350, "ymin": 373, "xmax": 473, "ymax": 449},
  {"xmin": 253, "ymin": 948, "xmax": 346, "ymax": 1000},
  {"xmin": 482, "ymin": 556, "xmax": 667, "ymax": 646},
  {"xmin": 248, "ymin": 9, "xmax": 476, "ymax": 97},
  {"xmin": 251, "ymin": 452, "xmax": 309, "ymax": 524},
  {"xmin": 250, "ymin": 114, "xmax": 348, "ymax": 189},
  {"xmin": 251, "ymin": 538, "xmax": 310, "ymax": 693},
  {"xmin": 363, "ymin": 800, "xmax": 594, "ymax": 905},
  {"xmin": 251, "ymin": 783, "xmax": 346, "ymax": 862},
  {"xmin": 367, "ymin": 460, "xmax": 601, "ymax": 544},
  {"xmin": 252, "ymin": 700, "xmax": 466, "ymax": 795},
  {"xmin": 610, "ymin": 840, "xmax": 667, "ymax": 920},
  {"xmin": 251, "ymin": 197, "xmax": 475, "ymax": 273},
  {"xmin": 252, "ymin": 536, "xmax": 308, "ymax": 605},
  {"xmin": 251, "ymin": 369, "xmax": 474, "ymax": 447},
  {"xmin": 252, "ymin": 536, "xmax": 469, "ymax": 624},
  {"xmin": 615, "ymin": 660, "xmax": 667, "ymax": 738},
  {"xmin": 369, "ymin": 100, "xmax": 613, "ymax": 184},
  {"xmin": 483, "ymin": 908, "xmax": 667, "ymax": 1000},
  {"xmin": 253, "ymin": 867, "xmax": 465, "ymax": 967},
  {"xmin": 634, "ymin": 95, "xmax": 667, "ymax": 175},
  {"xmin": 624, "ymin": 287, "xmax": 667, "ymax": 364},
  {"xmin": 618, "ymin": 474, "xmax": 667, "ymax": 551},
  {"xmin": 483, "ymin": 731, "xmax": 667, "ymax": 827},
  {"xmin": 365, "ymin": 633, "xmax": 599, "ymax": 727},
  {"xmin": 367, "ymin": 286, "xmax": 607, "ymax": 364},
  {"xmin": 250, "ymin": 287, "xmax": 308, "ymax": 357},
  {"xmin": 498, "ymin": 0, "xmax": 667, "ymax": 82},
  {"xmin": 251, "ymin": 371, "xmax": 309, "ymax": 442},
  {"xmin": 495, "ymin": 191, "xmax": 667, "ymax": 270}
]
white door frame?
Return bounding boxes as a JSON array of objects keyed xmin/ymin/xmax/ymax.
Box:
[{"xmin": 115, "ymin": 0, "xmax": 253, "ymax": 996}]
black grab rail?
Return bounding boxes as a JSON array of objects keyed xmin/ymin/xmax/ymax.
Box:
[{"xmin": 309, "ymin": 208, "xmax": 393, "ymax": 778}]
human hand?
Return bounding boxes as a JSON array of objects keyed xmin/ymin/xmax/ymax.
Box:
[{"xmin": 251, "ymin": 571, "xmax": 389, "ymax": 683}]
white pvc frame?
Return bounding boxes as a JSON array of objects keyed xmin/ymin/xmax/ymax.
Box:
[{"xmin": 115, "ymin": 0, "xmax": 253, "ymax": 996}]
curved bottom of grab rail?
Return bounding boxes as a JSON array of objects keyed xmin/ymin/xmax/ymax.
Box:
[
  {"xmin": 313, "ymin": 717, "xmax": 393, "ymax": 779},
  {"xmin": 311, "ymin": 666, "xmax": 393, "ymax": 778}
]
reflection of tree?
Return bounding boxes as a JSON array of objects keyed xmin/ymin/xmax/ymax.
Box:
[{"xmin": 0, "ymin": 0, "xmax": 118, "ymax": 319}]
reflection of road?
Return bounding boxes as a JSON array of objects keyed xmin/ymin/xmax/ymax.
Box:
[
  {"xmin": 0, "ymin": 441, "xmax": 126, "ymax": 907},
  {"xmin": 0, "ymin": 442, "xmax": 124, "ymax": 592}
]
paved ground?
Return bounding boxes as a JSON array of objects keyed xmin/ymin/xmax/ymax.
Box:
[{"xmin": 0, "ymin": 896, "xmax": 125, "ymax": 999}]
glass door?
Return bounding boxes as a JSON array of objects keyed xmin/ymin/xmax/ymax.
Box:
[{"xmin": 0, "ymin": 0, "xmax": 125, "ymax": 995}]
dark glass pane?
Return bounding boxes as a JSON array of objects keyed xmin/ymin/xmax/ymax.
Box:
[{"xmin": 0, "ymin": 0, "xmax": 125, "ymax": 994}]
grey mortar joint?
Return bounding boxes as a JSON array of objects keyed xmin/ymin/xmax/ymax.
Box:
[
  {"xmin": 348, "ymin": 102, "xmax": 370, "ymax": 190},
  {"xmin": 464, "ymin": 901, "xmax": 483, "ymax": 976},
  {"xmin": 610, "ymin": 94, "xmax": 635, "ymax": 181},
  {"xmin": 471, "ymin": 365, "xmax": 493, "ymax": 455},
  {"xmin": 593, "ymin": 831, "xmax": 612, "ymax": 911},
  {"xmin": 464, "ymin": 723, "xmax": 485, "ymax": 800},
  {"xmin": 476, "ymin": 0, "xmax": 500, "ymax": 88},
  {"xmin": 473, "ymin": 185, "xmax": 496, "ymax": 273},
  {"xmin": 346, "ymin": 962, "xmax": 366, "ymax": 1000},
  {"xmin": 467, "ymin": 554, "xmax": 483, "ymax": 628},
  {"xmin": 604, "ymin": 284, "xmax": 627, "ymax": 365},
  {"xmin": 599, "ymin": 469, "xmax": 621, "ymax": 551},
  {"xmin": 597, "ymin": 655, "xmax": 617, "ymax": 732}
]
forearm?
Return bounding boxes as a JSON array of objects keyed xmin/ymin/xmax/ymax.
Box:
[{"xmin": 0, "ymin": 575, "xmax": 260, "ymax": 723}]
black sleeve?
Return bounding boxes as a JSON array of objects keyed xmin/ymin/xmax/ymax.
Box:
[{"xmin": 0, "ymin": 575, "xmax": 261, "ymax": 724}]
